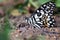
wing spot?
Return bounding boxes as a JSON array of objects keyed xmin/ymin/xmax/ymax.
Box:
[{"xmin": 37, "ymin": 10, "xmax": 40, "ymax": 12}]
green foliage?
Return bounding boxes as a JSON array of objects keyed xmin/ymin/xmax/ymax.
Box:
[
  {"xmin": 15, "ymin": 0, "xmax": 29, "ymax": 13},
  {"xmin": 29, "ymin": 0, "xmax": 60, "ymax": 8},
  {"xmin": 0, "ymin": 13, "xmax": 11, "ymax": 40},
  {"xmin": 55, "ymin": 0, "xmax": 60, "ymax": 7},
  {"xmin": 38, "ymin": 0, "xmax": 50, "ymax": 4},
  {"xmin": 0, "ymin": 0, "xmax": 3, "ymax": 2},
  {"xmin": 29, "ymin": 0, "xmax": 50, "ymax": 8},
  {"xmin": 0, "ymin": 18, "xmax": 10, "ymax": 40},
  {"xmin": 14, "ymin": 0, "xmax": 60, "ymax": 14}
]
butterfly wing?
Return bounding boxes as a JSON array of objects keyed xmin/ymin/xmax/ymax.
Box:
[{"xmin": 25, "ymin": 1, "xmax": 56, "ymax": 28}]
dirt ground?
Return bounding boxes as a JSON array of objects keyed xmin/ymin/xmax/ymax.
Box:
[{"xmin": 8, "ymin": 14, "xmax": 60, "ymax": 40}]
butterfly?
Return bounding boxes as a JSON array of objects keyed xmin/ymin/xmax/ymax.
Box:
[{"xmin": 25, "ymin": 1, "xmax": 56, "ymax": 28}]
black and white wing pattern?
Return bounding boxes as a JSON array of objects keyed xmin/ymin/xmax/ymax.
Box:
[{"xmin": 25, "ymin": 1, "xmax": 56, "ymax": 28}]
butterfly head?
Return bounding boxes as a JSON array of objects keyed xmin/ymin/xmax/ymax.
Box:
[{"xmin": 25, "ymin": 17, "xmax": 31, "ymax": 24}]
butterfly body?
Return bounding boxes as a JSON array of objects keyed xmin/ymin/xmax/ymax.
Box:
[{"xmin": 25, "ymin": 1, "xmax": 56, "ymax": 28}]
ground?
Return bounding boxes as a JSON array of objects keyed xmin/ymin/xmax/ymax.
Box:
[{"xmin": 8, "ymin": 14, "xmax": 60, "ymax": 40}]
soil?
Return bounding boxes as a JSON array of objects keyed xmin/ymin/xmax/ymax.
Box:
[{"xmin": 9, "ymin": 14, "xmax": 60, "ymax": 40}]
